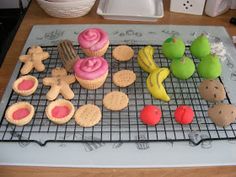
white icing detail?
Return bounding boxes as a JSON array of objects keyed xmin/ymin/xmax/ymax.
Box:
[{"xmin": 211, "ymin": 42, "xmax": 227, "ymax": 61}]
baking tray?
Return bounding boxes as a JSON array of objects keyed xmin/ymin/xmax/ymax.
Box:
[
  {"xmin": 97, "ymin": 0, "xmax": 164, "ymax": 22},
  {"xmin": 0, "ymin": 44, "xmax": 235, "ymax": 146}
]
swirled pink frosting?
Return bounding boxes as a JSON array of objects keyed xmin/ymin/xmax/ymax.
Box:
[
  {"xmin": 78, "ymin": 28, "xmax": 109, "ymax": 51},
  {"xmin": 74, "ymin": 57, "xmax": 108, "ymax": 80}
]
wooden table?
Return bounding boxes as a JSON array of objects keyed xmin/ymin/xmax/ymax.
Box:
[{"xmin": 0, "ymin": 0, "xmax": 236, "ymax": 176}]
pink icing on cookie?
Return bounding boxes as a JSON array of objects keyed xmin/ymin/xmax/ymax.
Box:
[
  {"xmin": 78, "ymin": 28, "xmax": 109, "ymax": 51},
  {"xmin": 51, "ymin": 106, "xmax": 70, "ymax": 118},
  {"xmin": 74, "ymin": 57, "xmax": 108, "ymax": 80},
  {"xmin": 18, "ymin": 79, "xmax": 35, "ymax": 90},
  {"xmin": 13, "ymin": 108, "xmax": 30, "ymax": 120}
]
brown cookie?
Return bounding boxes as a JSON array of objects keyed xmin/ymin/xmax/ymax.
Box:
[
  {"xmin": 112, "ymin": 45, "xmax": 134, "ymax": 61},
  {"xmin": 208, "ymin": 103, "xmax": 236, "ymax": 127},
  {"xmin": 57, "ymin": 40, "xmax": 79, "ymax": 72},
  {"xmin": 198, "ymin": 79, "xmax": 226, "ymax": 102},
  {"xmin": 5, "ymin": 102, "xmax": 35, "ymax": 126},
  {"xmin": 74, "ymin": 104, "xmax": 101, "ymax": 127},
  {"xmin": 103, "ymin": 91, "xmax": 129, "ymax": 111},
  {"xmin": 113, "ymin": 70, "xmax": 136, "ymax": 87}
]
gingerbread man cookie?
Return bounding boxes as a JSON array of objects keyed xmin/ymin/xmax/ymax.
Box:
[
  {"xmin": 19, "ymin": 46, "xmax": 49, "ymax": 75},
  {"xmin": 43, "ymin": 67, "xmax": 76, "ymax": 100}
]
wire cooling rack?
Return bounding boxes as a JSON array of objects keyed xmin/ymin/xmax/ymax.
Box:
[{"xmin": 0, "ymin": 44, "xmax": 235, "ymax": 146}]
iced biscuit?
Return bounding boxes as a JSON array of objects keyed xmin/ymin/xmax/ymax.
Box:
[
  {"xmin": 74, "ymin": 104, "xmax": 101, "ymax": 127},
  {"xmin": 103, "ymin": 91, "xmax": 129, "ymax": 111},
  {"xmin": 112, "ymin": 45, "xmax": 134, "ymax": 61},
  {"xmin": 112, "ymin": 70, "xmax": 136, "ymax": 87}
]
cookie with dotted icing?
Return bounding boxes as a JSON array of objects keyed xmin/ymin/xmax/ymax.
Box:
[
  {"xmin": 198, "ymin": 79, "xmax": 226, "ymax": 102},
  {"xmin": 103, "ymin": 91, "xmax": 129, "ymax": 111},
  {"xmin": 112, "ymin": 70, "xmax": 136, "ymax": 87},
  {"xmin": 75, "ymin": 104, "xmax": 101, "ymax": 127},
  {"xmin": 112, "ymin": 45, "xmax": 134, "ymax": 61}
]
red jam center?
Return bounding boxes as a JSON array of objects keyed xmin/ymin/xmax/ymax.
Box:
[
  {"xmin": 18, "ymin": 79, "xmax": 35, "ymax": 90},
  {"xmin": 13, "ymin": 108, "xmax": 30, "ymax": 120},
  {"xmin": 51, "ymin": 106, "xmax": 70, "ymax": 119}
]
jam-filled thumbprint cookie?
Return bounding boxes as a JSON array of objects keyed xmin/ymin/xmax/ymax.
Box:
[
  {"xmin": 13, "ymin": 75, "xmax": 38, "ymax": 96},
  {"xmin": 5, "ymin": 102, "xmax": 35, "ymax": 126},
  {"xmin": 46, "ymin": 99, "xmax": 75, "ymax": 124}
]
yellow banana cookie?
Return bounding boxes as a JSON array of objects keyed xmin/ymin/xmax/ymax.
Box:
[
  {"xmin": 137, "ymin": 45, "xmax": 159, "ymax": 73},
  {"xmin": 146, "ymin": 68, "xmax": 170, "ymax": 102}
]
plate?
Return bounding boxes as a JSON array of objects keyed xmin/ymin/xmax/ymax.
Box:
[{"xmin": 97, "ymin": 0, "xmax": 164, "ymax": 22}]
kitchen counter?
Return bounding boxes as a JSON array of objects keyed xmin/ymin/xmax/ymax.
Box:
[{"xmin": 0, "ymin": 0, "xmax": 236, "ymax": 176}]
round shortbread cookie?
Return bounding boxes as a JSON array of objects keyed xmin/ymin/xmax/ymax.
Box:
[
  {"xmin": 75, "ymin": 104, "xmax": 101, "ymax": 127},
  {"xmin": 112, "ymin": 45, "xmax": 134, "ymax": 61},
  {"xmin": 113, "ymin": 70, "xmax": 136, "ymax": 87},
  {"xmin": 103, "ymin": 91, "xmax": 129, "ymax": 111}
]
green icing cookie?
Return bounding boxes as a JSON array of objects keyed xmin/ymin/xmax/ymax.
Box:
[
  {"xmin": 162, "ymin": 37, "xmax": 185, "ymax": 60},
  {"xmin": 170, "ymin": 56, "xmax": 195, "ymax": 80},
  {"xmin": 190, "ymin": 34, "xmax": 211, "ymax": 59},
  {"xmin": 197, "ymin": 54, "xmax": 222, "ymax": 79}
]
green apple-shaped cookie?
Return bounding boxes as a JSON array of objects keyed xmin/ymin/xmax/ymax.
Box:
[
  {"xmin": 170, "ymin": 56, "xmax": 195, "ymax": 80},
  {"xmin": 197, "ymin": 54, "xmax": 222, "ymax": 79},
  {"xmin": 162, "ymin": 37, "xmax": 185, "ymax": 60},
  {"xmin": 190, "ymin": 34, "xmax": 211, "ymax": 59}
]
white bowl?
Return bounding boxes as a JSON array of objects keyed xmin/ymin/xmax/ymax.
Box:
[{"xmin": 36, "ymin": 0, "xmax": 96, "ymax": 18}]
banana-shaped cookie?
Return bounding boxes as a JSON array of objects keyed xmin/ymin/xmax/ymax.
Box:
[
  {"xmin": 146, "ymin": 68, "xmax": 170, "ymax": 102},
  {"xmin": 138, "ymin": 45, "xmax": 159, "ymax": 73}
]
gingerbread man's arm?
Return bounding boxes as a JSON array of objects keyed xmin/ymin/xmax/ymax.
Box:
[
  {"xmin": 63, "ymin": 75, "xmax": 76, "ymax": 84},
  {"xmin": 43, "ymin": 77, "xmax": 58, "ymax": 86},
  {"xmin": 20, "ymin": 61, "xmax": 33, "ymax": 75},
  {"xmin": 19, "ymin": 55, "xmax": 31, "ymax": 62},
  {"xmin": 41, "ymin": 52, "xmax": 50, "ymax": 61}
]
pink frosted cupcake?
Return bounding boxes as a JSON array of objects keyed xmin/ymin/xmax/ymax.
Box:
[
  {"xmin": 78, "ymin": 28, "xmax": 109, "ymax": 57},
  {"xmin": 74, "ymin": 57, "xmax": 108, "ymax": 89}
]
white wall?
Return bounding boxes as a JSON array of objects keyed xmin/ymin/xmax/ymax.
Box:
[{"xmin": 0, "ymin": 0, "xmax": 30, "ymax": 9}]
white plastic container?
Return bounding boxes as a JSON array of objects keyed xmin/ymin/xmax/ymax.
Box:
[
  {"xmin": 231, "ymin": 0, "xmax": 236, "ymax": 9},
  {"xmin": 97, "ymin": 0, "xmax": 164, "ymax": 22},
  {"xmin": 170, "ymin": 0, "xmax": 206, "ymax": 15},
  {"xmin": 205, "ymin": 0, "xmax": 232, "ymax": 17}
]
